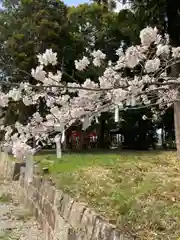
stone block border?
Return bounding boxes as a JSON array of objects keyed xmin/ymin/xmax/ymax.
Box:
[{"xmin": 0, "ymin": 152, "xmax": 134, "ymax": 240}]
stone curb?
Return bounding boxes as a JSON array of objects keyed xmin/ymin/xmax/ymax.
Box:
[{"xmin": 0, "ymin": 153, "xmax": 134, "ymax": 240}]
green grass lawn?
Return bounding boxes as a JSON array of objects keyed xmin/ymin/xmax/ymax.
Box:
[{"xmin": 35, "ymin": 151, "xmax": 180, "ymax": 239}]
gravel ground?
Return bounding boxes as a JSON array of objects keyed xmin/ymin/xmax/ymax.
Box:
[{"xmin": 0, "ymin": 179, "xmax": 44, "ymax": 240}]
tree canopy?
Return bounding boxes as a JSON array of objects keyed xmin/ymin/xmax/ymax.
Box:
[{"xmin": 0, "ymin": 0, "xmax": 177, "ymax": 151}]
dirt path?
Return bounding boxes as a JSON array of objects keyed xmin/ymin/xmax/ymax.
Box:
[{"xmin": 0, "ymin": 179, "xmax": 43, "ymax": 240}]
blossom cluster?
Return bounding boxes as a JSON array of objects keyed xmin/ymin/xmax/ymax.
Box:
[
  {"xmin": 1, "ymin": 26, "xmax": 180, "ymax": 159},
  {"xmin": 12, "ymin": 140, "xmax": 33, "ymax": 160}
]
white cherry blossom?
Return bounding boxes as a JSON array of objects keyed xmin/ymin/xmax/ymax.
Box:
[
  {"xmin": 172, "ymin": 47, "xmax": 180, "ymax": 59},
  {"xmin": 145, "ymin": 58, "xmax": 160, "ymax": 73},
  {"xmin": 75, "ymin": 56, "xmax": 90, "ymax": 71},
  {"xmin": 156, "ymin": 44, "xmax": 170, "ymax": 56},
  {"xmin": 37, "ymin": 49, "xmax": 57, "ymax": 66},
  {"xmin": 8, "ymin": 88, "xmax": 21, "ymax": 101},
  {"xmin": 140, "ymin": 27, "xmax": 158, "ymax": 46},
  {"xmin": 31, "ymin": 65, "xmax": 46, "ymax": 82}
]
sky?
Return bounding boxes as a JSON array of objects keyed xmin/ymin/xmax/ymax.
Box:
[
  {"xmin": 64, "ymin": 0, "xmax": 89, "ymax": 6},
  {"xmin": 0, "ymin": 0, "xmax": 128, "ymax": 10},
  {"xmin": 64, "ymin": 0, "xmax": 128, "ymax": 11},
  {"xmin": 0, "ymin": 0, "xmax": 89, "ymax": 8}
]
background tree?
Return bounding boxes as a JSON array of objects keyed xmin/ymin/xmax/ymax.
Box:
[
  {"xmin": 122, "ymin": 0, "xmax": 180, "ymax": 153},
  {"xmin": 0, "ymin": 0, "xmax": 72, "ymax": 126},
  {"xmin": 120, "ymin": 109, "xmax": 157, "ymax": 150},
  {"xmin": 91, "ymin": 0, "xmax": 116, "ymax": 11},
  {"xmin": 0, "ymin": 0, "xmax": 70, "ymax": 82}
]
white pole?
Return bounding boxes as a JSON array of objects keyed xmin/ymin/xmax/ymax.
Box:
[
  {"xmin": 114, "ymin": 105, "xmax": 119, "ymax": 122},
  {"xmin": 24, "ymin": 154, "xmax": 33, "ymax": 183},
  {"xmin": 55, "ymin": 135, "xmax": 62, "ymax": 159}
]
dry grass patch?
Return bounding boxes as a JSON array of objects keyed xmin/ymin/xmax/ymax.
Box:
[
  {"xmin": 82, "ymin": 166, "xmax": 114, "ymax": 182},
  {"xmin": 36, "ymin": 151, "xmax": 180, "ymax": 239}
]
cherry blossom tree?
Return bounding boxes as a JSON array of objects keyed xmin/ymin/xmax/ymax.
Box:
[{"xmin": 1, "ymin": 26, "xmax": 180, "ymax": 160}]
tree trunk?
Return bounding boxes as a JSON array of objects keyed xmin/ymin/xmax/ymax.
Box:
[
  {"xmin": 166, "ymin": 0, "xmax": 180, "ymax": 157},
  {"xmin": 167, "ymin": 60, "xmax": 180, "ymax": 156},
  {"xmin": 168, "ymin": 63, "xmax": 180, "ymax": 156},
  {"xmin": 174, "ymin": 102, "xmax": 180, "ymax": 157}
]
